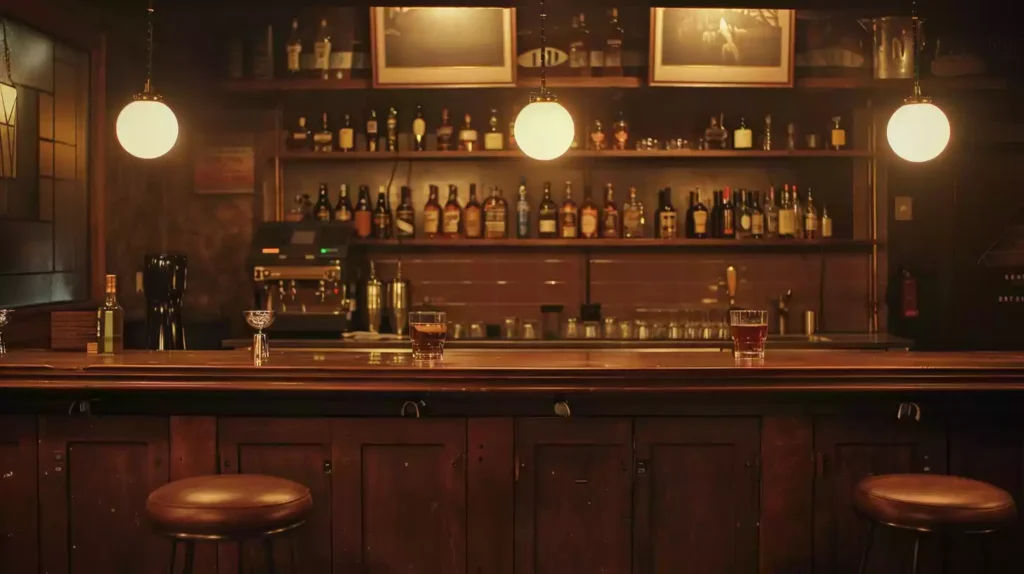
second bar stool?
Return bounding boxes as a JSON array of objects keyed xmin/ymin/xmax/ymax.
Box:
[
  {"xmin": 146, "ymin": 474, "xmax": 312, "ymax": 574},
  {"xmin": 854, "ymin": 473, "xmax": 1017, "ymax": 574}
]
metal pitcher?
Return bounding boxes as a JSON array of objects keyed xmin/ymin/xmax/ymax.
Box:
[{"xmin": 860, "ymin": 17, "xmax": 924, "ymax": 79}]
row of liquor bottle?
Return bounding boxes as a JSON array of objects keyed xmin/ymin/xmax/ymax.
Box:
[{"xmin": 295, "ymin": 181, "xmax": 834, "ymax": 240}]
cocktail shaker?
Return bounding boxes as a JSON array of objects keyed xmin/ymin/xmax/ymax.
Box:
[
  {"xmin": 366, "ymin": 261, "xmax": 382, "ymax": 333},
  {"xmin": 386, "ymin": 261, "xmax": 410, "ymax": 336}
]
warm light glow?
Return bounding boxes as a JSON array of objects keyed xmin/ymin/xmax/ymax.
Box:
[
  {"xmin": 116, "ymin": 99, "xmax": 179, "ymax": 159},
  {"xmin": 886, "ymin": 101, "xmax": 950, "ymax": 163},
  {"xmin": 514, "ymin": 101, "xmax": 575, "ymax": 161}
]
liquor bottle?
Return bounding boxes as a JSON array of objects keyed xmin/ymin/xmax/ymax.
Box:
[
  {"xmin": 600, "ymin": 183, "xmax": 620, "ymax": 238},
  {"xmin": 335, "ymin": 184, "xmax": 353, "ymax": 222},
  {"xmin": 691, "ymin": 189, "xmax": 709, "ymax": 239},
  {"xmin": 560, "ymin": 181, "xmax": 579, "ymax": 238},
  {"xmin": 411, "ymin": 104, "xmax": 427, "ymax": 151},
  {"xmin": 287, "ymin": 116, "xmax": 312, "ymax": 151},
  {"xmin": 464, "ymin": 184, "xmax": 483, "ymax": 238},
  {"xmin": 720, "ymin": 187, "xmax": 736, "ymax": 239},
  {"xmin": 612, "ymin": 111, "xmax": 629, "ymax": 150},
  {"xmin": 337, "ymin": 113, "xmax": 355, "ymax": 152},
  {"xmin": 313, "ymin": 183, "xmax": 335, "ymax": 221},
  {"xmin": 423, "ymin": 185, "xmax": 442, "ymax": 238},
  {"xmin": 443, "ymin": 184, "xmax": 463, "ymax": 238},
  {"xmin": 537, "ymin": 182, "xmax": 558, "ymax": 238},
  {"xmin": 96, "ymin": 274, "xmax": 124, "ymax": 354},
  {"xmin": 764, "ymin": 187, "xmax": 779, "ymax": 238},
  {"xmin": 568, "ymin": 14, "xmax": 590, "ymax": 76},
  {"xmin": 313, "ymin": 18, "xmax": 331, "ymax": 79},
  {"xmin": 395, "ymin": 186, "xmax": 416, "ymax": 238},
  {"xmin": 459, "ymin": 114, "xmax": 478, "ymax": 152},
  {"xmin": 736, "ymin": 190, "xmax": 752, "ymax": 239},
  {"xmin": 483, "ymin": 186, "xmax": 508, "ymax": 239},
  {"xmin": 373, "ymin": 187, "xmax": 392, "ymax": 239},
  {"xmin": 709, "ymin": 190, "xmax": 722, "ymax": 237},
  {"xmin": 285, "ymin": 18, "xmax": 302, "ymax": 76},
  {"xmin": 655, "ymin": 188, "xmax": 678, "ymax": 239},
  {"xmin": 354, "ymin": 185, "xmax": 373, "ymax": 238},
  {"xmin": 821, "ymin": 204, "xmax": 833, "ymax": 239},
  {"xmin": 589, "ymin": 120, "xmax": 606, "ymax": 151},
  {"xmin": 314, "ymin": 112, "xmax": 334, "ymax": 152},
  {"xmin": 791, "ymin": 185, "xmax": 804, "ymax": 238},
  {"xmin": 777, "ymin": 187, "xmax": 795, "ymax": 239},
  {"xmin": 803, "ymin": 187, "xmax": 819, "ymax": 240},
  {"xmin": 622, "ymin": 186, "xmax": 645, "ymax": 238},
  {"xmin": 366, "ymin": 110, "xmax": 379, "ymax": 152},
  {"xmin": 437, "ymin": 108, "xmax": 454, "ymax": 151},
  {"xmin": 734, "ymin": 117, "xmax": 753, "ymax": 150},
  {"xmin": 579, "ymin": 186, "xmax": 600, "ymax": 239},
  {"xmin": 516, "ymin": 179, "xmax": 531, "ymax": 238},
  {"xmin": 750, "ymin": 191, "xmax": 765, "ymax": 239},
  {"xmin": 830, "ymin": 117, "xmax": 846, "ymax": 150},
  {"xmin": 484, "ymin": 109, "xmax": 504, "ymax": 150},
  {"xmin": 604, "ymin": 8, "xmax": 624, "ymax": 76},
  {"xmin": 385, "ymin": 107, "xmax": 399, "ymax": 152}
]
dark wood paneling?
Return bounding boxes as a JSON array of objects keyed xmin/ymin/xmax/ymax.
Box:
[
  {"xmin": 467, "ymin": 418, "xmax": 514, "ymax": 574},
  {"xmin": 0, "ymin": 416, "xmax": 38, "ymax": 574},
  {"xmin": 760, "ymin": 415, "xmax": 814, "ymax": 574}
]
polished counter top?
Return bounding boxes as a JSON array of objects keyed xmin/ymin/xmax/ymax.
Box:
[{"xmin": 1, "ymin": 349, "xmax": 1024, "ymax": 392}]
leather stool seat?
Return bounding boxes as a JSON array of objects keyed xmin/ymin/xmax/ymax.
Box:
[
  {"xmin": 146, "ymin": 474, "xmax": 312, "ymax": 537},
  {"xmin": 855, "ymin": 474, "xmax": 1016, "ymax": 532}
]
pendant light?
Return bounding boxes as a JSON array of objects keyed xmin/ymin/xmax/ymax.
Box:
[
  {"xmin": 116, "ymin": 0, "xmax": 178, "ymax": 160},
  {"xmin": 885, "ymin": 0, "xmax": 949, "ymax": 163},
  {"xmin": 514, "ymin": 0, "xmax": 575, "ymax": 161}
]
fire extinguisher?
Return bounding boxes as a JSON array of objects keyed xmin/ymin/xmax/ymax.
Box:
[{"xmin": 901, "ymin": 269, "xmax": 919, "ymax": 318}]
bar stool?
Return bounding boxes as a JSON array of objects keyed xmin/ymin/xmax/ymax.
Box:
[
  {"xmin": 146, "ymin": 474, "xmax": 312, "ymax": 574},
  {"xmin": 855, "ymin": 474, "xmax": 1017, "ymax": 574}
]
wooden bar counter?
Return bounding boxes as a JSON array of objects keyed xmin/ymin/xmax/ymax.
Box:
[{"xmin": 3, "ymin": 349, "xmax": 1024, "ymax": 574}]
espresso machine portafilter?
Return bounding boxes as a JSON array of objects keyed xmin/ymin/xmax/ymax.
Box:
[
  {"xmin": 365, "ymin": 261, "xmax": 383, "ymax": 333},
  {"xmin": 386, "ymin": 260, "xmax": 411, "ymax": 336}
]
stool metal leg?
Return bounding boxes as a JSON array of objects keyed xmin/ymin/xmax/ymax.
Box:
[
  {"xmin": 182, "ymin": 541, "xmax": 195, "ymax": 574},
  {"xmin": 857, "ymin": 521, "xmax": 876, "ymax": 574},
  {"xmin": 168, "ymin": 539, "xmax": 178, "ymax": 574},
  {"xmin": 264, "ymin": 537, "xmax": 277, "ymax": 574},
  {"xmin": 910, "ymin": 534, "xmax": 921, "ymax": 574}
]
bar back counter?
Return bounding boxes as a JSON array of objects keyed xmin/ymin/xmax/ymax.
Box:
[{"xmin": 3, "ymin": 349, "xmax": 1024, "ymax": 574}]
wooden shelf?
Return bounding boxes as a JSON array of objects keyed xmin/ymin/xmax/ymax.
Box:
[
  {"xmin": 353, "ymin": 238, "xmax": 876, "ymax": 250},
  {"xmin": 280, "ymin": 149, "xmax": 873, "ymax": 161}
]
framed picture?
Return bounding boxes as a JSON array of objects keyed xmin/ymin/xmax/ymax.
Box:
[
  {"xmin": 371, "ymin": 7, "xmax": 516, "ymax": 88},
  {"xmin": 650, "ymin": 8, "xmax": 795, "ymax": 87}
]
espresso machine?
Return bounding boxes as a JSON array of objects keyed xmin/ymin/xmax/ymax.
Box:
[
  {"xmin": 249, "ymin": 222, "xmax": 355, "ymax": 337},
  {"xmin": 143, "ymin": 253, "xmax": 187, "ymax": 350}
]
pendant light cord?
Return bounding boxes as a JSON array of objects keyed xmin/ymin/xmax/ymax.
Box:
[
  {"xmin": 539, "ymin": 0, "xmax": 547, "ymax": 95},
  {"xmin": 145, "ymin": 0, "xmax": 154, "ymax": 93}
]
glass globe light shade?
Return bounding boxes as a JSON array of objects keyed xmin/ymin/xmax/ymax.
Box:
[
  {"xmin": 116, "ymin": 98, "xmax": 179, "ymax": 159},
  {"xmin": 886, "ymin": 100, "xmax": 950, "ymax": 163},
  {"xmin": 514, "ymin": 100, "xmax": 575, "ymax": 161}
]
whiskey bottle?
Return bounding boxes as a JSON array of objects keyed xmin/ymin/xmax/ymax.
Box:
[
  {"xmin": 821, "ymin": 204, "xmax": 833, "ymax": 239},
  {"xmin": 458, "ymin": 114, "xmax": 478, "ymax": 152},
  {"xmin": 385, "ymin": 106, "xmax": 399, "ymax": 152},
  {"xmin": 568, "ymin": 15, "xmax": 590, "ymax": 76},
  {"xmin": 691, "ymin": 189, "xmax": 709, "ymax": 239},
  {"xmin": 313, "ymin": 183, "xmax": 335, "ymax": 221},
  {"xmin": 803, "ymin": 188, "xmax": 819, "ymax": 240},
  {"xmin": 622, "ymin": 186, "xmax": 645, "ymax": 238},
  {"xmin": 736, "ymin": 190, "xmax": 752, "ymax": 239},
  {"xmin": 313, "ymin": 18, "xmax": 331, "ymax": 79},
  {"xmin": 437, "ymin": 108, "xmax": 455, "ymax": 151},
  {"xmin": 750, "ymin": 191, "xmax": 765, "ymax": 239},
  {"xmin": 600, "ymin": 183, "xmax": 620, "ymax": 238},
  {"xmin": 354, "ymin": 185, "xmax": 373, "ymax": 238},
  {"xmin": 287, "ymin": 116, "xmax": 312, "ymax": 151},
  {"xmin": 443, "ymin": 184, "xmax": 463, "ymax": 238},
  {"xmin": 335, "ymin": 184, "xmax": 353, "ymax": 222},
  {"xmin": 366, "ymin": 110, "xmax": 379, "ymax": 152},
  {"xmin": 285, "ymin": 18, "xmax": 302, "ymax": 76},
  {"xmin": 395, "ymin": 186, "xmax": 416, "ymax": 238},
  {"xmin": 337, "ymin": 113, "xmax": 355, "ymax": 152},
  {"xmin": 537, "ymin": 182, "xmax": 558, "ymax": 238},
  {"xmin": 777, "ymin": 187, "xmax": 795, "ymax": 239},
  {"xmin": 612, "ymin": 111, "xmax": 629, "ymax": 150},
  {"xmin": 464, "ymin": 184, "xmax": 483, "ymax": 238},
  {"xmin": 373, "ymin": 187, "xmax": 392, "ymax": 239},
  {"xmin": 734, "ymin": 117, "xmax": 753, "ymax": 150},
  {"xmin": 590, "ymin": 120, "xmax": 606, "ymax": 151},
  {"xmin": 412, "ymin": 105, "xmax": 427, "ymax": 151},
  {"xmin": 516, "ymin": 178, "xmax": 531, "ymax": 238},
  {"xmin": 483, "ymin": 186, "xmax": 508, "ymax": 239},
  {"xmin": 423, "ymin": 185, "xmax": 442, "ymax": 238},
  {"xmin": 720, "ymin": 187, "xmax": 736, "ymax": 239},
  {"xmin": 484, "ymin": 109, "xmax": 504, "ymax": 150},
  {"xmin": 655, "ymin": 188, "xmax": 678, "ymax": 239},
  {"xmin": 579, "ymin": 186, "xmax": 600, "ymax": 239},
  {"xmin": 604, "ymin": 8, "xmax": 624, "ymax": 76},
  {"xmin": 314, "ymin": 112, "xmax": 334, "ymax": 152},
  {"xmin": 96, "ymin": 274, "xmax": 124, "ymax": 354},
  {"xmin": 764, "ymin": 187, "xmax": 779, "ymax": 238}
]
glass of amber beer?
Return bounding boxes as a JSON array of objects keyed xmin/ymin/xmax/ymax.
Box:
[
  {"xmin": 729, "ymin": 309, "xmax": 768, "ymax": 360},
  {"xmin": 409, "ymin": 311, "xmax": 447, "ymax": 363}
]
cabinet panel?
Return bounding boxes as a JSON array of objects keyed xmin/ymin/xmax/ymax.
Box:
[
  {"xmin": 634, "ymin": 418, "xmax": 760, "ymax": 574},
  {"xmin": 218, "ymin": 417, "xmax": 332, "ymax": 574},
  {"xmin": 38, "ymin": 416, "xmax": 169, "ymax": 574},
  {"xmin": 334, "ymin": 419, "xmax": 467, "ymax": 574},
  {"xmin": 814, "ymin": 417, "xmax": 947, "ymax": 574},
  {"xmin": 515, "ymin": 418, "xmax": 632, "ymax": 574},
  {"xmin": 0, "ymin": 416, "xmax": 37, "ymax": 574}
]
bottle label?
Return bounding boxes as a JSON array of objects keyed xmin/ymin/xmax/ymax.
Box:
[
  {"xmin": 734, "ymin": 129, "xmax": 752, "ymax": 149},
  {"xmin": 740, "ymin": 214, "xmax": 751, "ymax": 231},
  {"xmin": 354, "ymin": 211, "xmax": 372, "ymax": 237},
  {"xmin": 778, "ymin": 210, "xmax": 795, "ymax": 236},
  {"xmin": 424, "ymin": 210, "xmax": 440, "ymax": 234},
  {"xmin": 581, "ymin": 211, "xmax": 598, "ymax": 237},
  {"xmin": 659, "ymin": 212, "xmax": 677, "ymax": 237},
  {"xmin": 339, "ymin": 128, "xmax": 354, "ymax": 150},
  {"xmin": 822, "ymin": 218, "xmax": 833, "ymax": 238},
  {"xmin": 602, "ymin": 212, "xmax": 619, "ymax": 237},
  {"xmin": 751, "ymin": 213, "xmax": 764, "ymax": 235},
  {"xmin": 396, "ymin": 215, "xmax": 415, "ymax": 236},
  {"xmin": 287, "ymin": 46, "xmax": 301, "ymax": 72},
  {"xmin": 314, "ymin": 41, "xmax": 331, "ymax": 70},
  {"xmin": 366, "ymin": 120, "xmax": 378, "ymax": 135},
  {"xmin": 539, "ymin": 219, "xmax": 556, "ymax": 234},
  {"xmin": 413, "ymin": 118, "xmax": 426, "ymax": 137},
  {"xmin": 464, "ymin": 209, "xmax": 481, "ymax": 237},
  {"xmin": 693, "ymin": 211, "xmax": 708, "ymax": 234},
  {"xmin": 560, "ymin": 212, "xmax": 578, "ymax": 237},
  {"xmin": 443, "ymin": 211, "xmax": 460, "ymax": 234},
  {"xmin": 484, "ymin": 132, "xmax": 504, "ymax": 150}
]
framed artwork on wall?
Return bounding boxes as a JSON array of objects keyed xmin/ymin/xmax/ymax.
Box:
[
  {"xmin": 649, "ymin": 8, "xmax": 795, "ymax": 87},
  {"xmin": 371, "ymin": 7, "xmax": 517, "ymax": 88}
]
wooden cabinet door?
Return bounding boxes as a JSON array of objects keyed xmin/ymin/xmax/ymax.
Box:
[
  {"xmin": 218, "ymin": 418, "xmax": 333, "ymax": 574},
  {"xmin": 634, "ymin": 418, "xmax": 760, "ymax": 574},
  {"xmin": 515, "ymin": 418, "xmax": 633, "ymax": 574},
  {"xmin": 0, "ymin": 416, "xmax": 38, "ymax": 574},
  {"xmin": 814, "ymin": 417, "xmax": 947, "ymax": 574},
  {"xmin": 38, "ymin": 416, "xmax": 170, "ymax": 574},
  {"xmin": 333, "ymin": 418, "xmax": 467, "ymax": 574}
]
